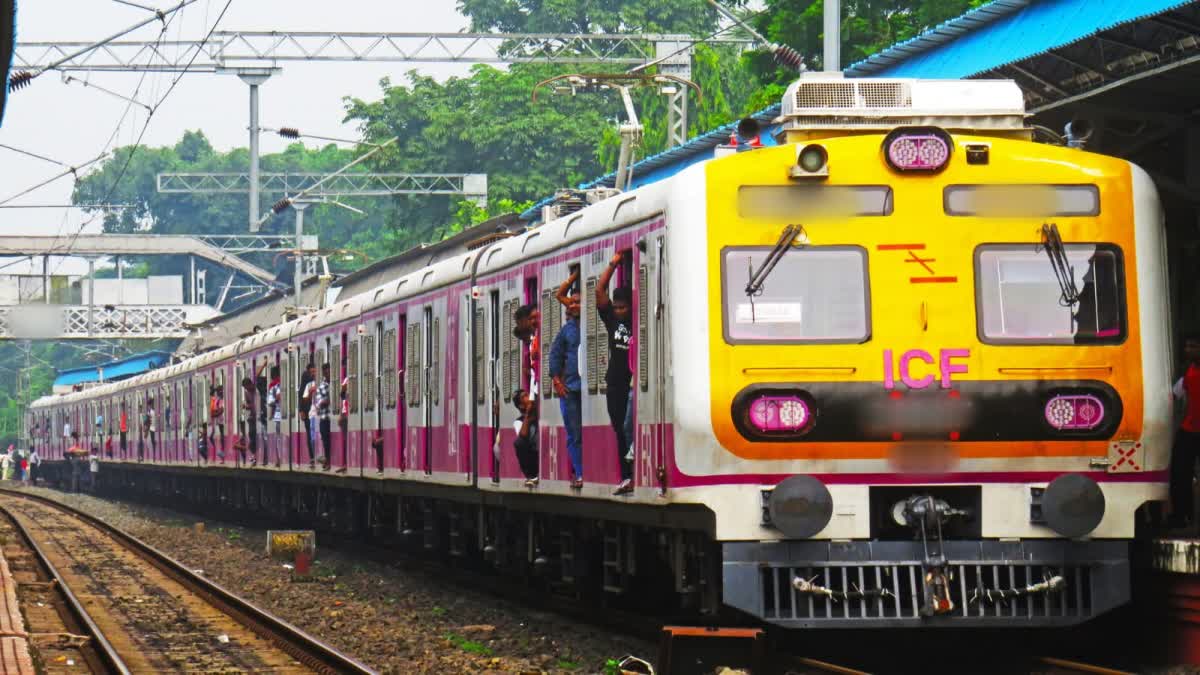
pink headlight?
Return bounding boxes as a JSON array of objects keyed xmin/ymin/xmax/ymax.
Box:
[
  {"xmin": 886, "ymin": 134, "xmax": 950, "ymax": 171},
  {"xmin": 1044, "ymin": 395, "xmax": 1105, "ymax": 431},
  {"xmin": 748, "ymin": 395, "xmax": 811, "ymax": 433}
]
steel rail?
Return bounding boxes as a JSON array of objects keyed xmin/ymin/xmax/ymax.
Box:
[
  {"xmin": 0, "ymin": 502, "xmax": 132, "ymax": 675},
  {"xmin": 0, "ymin": 488, "xmax": 376, "ymax": 675}
]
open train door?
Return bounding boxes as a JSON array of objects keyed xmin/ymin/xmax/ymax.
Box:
[{"xmin": 638, "ymin": 233, "xmax": 670, "ymax": 493}]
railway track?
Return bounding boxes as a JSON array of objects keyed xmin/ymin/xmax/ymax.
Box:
[{"xmin": 0, "ymin": 488, "xmax": 374, "ymax": 674}]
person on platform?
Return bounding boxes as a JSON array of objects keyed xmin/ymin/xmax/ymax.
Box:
[
  {"xmin": 66, "ymin": 433, "xmax": 86, "ymax": 493},
  {"xmin": 88, "ymin": 450, "xmax": 100, "ymax": 493},
  {"xmin": 1171, "ymin": 333, "xmax": 1200, "ymax": 528},
  {"xmin": 25, "ymin": 447, "xmax": 37, "ymax": 486},
  {"xmin": 549, "ymin": 271, "xmax": 583, "ymax": 489}
]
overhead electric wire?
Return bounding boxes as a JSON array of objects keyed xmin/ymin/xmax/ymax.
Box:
[
  {"xmin": 47, "ymin": 0, "xmax": 236, "ymax": 273},
  {"xmin": 0, "ymin": 144, "xmax": 71, "ymax": 168}
]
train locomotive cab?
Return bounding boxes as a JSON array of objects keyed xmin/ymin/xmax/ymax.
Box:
[{"xmin": 699, "ymin": 75, "xmax": 1171, "ymax": 627}]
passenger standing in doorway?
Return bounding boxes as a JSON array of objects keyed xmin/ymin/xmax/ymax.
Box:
[
  {"xmin": 317, "ymin": 364, "xmax": 332, "ymax": 471},
  {"xmin": 119, "ymin": 402, "xmax": 128, "ymax": 460},
  {"xmin": 239, "ymin": 376, "xmax": 257, "ymax": 467},
  {"xmin": 26, "ymin": 447, "xmax": 37, "ymax": 486},
  {"xmin": 299, "ymin": 363, "xmax": 316, "ymax": 468},
  {"xmin": 596, "ymin": 252, "xmax": 635, "ymax": 495},
  {"xmin": 145, "ymin": 398, "xmax": 157, "ymax": 459},
  {"xmin": 550, "ymin": 271, "xmax": 583, "ymax": 489},
  {"xmin": 513, "ymin": 304, "xmax": 541, "ymax": 396},
  {"xmin": 268, "ymin": 366, "xmax": 282, "ymax": 468},
  {"xmin": 255, "ymin": 362, "xmax": 270, "ymax": 465},
  {"xmin": 303, "ymin": 364, "xmax": 319, "ymax": 468},
  {"xmin": 95, "ymin": 408, "xmax": 105, "ymax": 449},
  {"xmin": 210, "ymin": 385, "xmax": 226, "ymax": 459},
  {"xmin": 1171, "ymin": 333, "xmax": 1200, "ymax": 528}
]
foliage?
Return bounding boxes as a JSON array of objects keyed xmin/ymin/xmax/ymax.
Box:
[
  {"xmin": 444, "ymin": 632, "xmax": 492, "ymax": 656},
  {"xmin": 456, "ymin": 0, "xmax": 743, "ymax": 34}
]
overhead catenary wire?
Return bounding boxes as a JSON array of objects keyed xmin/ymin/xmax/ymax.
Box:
[
  {"xmin": 48, "ymin": 0, "xmax": 236, "ymax": 273},
  {"xmin": 6, "ymin": 0, "xmax": 200, "ymax": 91},
  {"xmin": 0, "ymin": 144, "xmax": 71, "ymax": 168}
]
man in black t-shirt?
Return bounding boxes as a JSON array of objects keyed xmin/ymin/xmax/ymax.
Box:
[{"xmin": 596, "ymin": 252, "xmax": 635, "ymax": 495}]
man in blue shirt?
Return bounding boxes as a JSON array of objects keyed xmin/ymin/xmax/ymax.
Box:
[{"xmin": 550, "ymin": 271, "xmax": 584, "ymax": 489}]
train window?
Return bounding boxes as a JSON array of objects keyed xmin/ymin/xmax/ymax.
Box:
[
  {"xmin": 976, "ymin": 244, "xmax": 1125, "ymax": 344},
  {"xmin": 364, "ymin": 333, "xmax": 376, "ymax": 413},
  {"xmin": 474, "ymin": 308, "xmax": 485, "ymax": 404},
  {"xmin": 539, "ymin": 289, "xmax": 555, "ymax": 399},
  {"xmin": 638, "ymin": 263, "xmax": 649, "ymax": 393},
  {"xmin": 349, "ymin": 339, "xmax": 360, "ymax": 414},
  {"xmin": 585, "ymin": 276, "xmax": 599, "ymax": 395},
  {"xmin": 331, "ymin": 342, "xmax": 343, "ymax": 410},
  {"xmin": 737, "ymin": 185, "xmax": 893, "ymax": 220},
  {"xmin": 945, "ymin": 184, "xmax": 1099, "ymax": 217},
  {"xmin": 431, "ymin": 317, "xmax": 441, "ymax": 406},
  {"xmin": 501, "ymin": 299, "xmax": 514, "ymax": 402},
  {"xmin": 721, "ymin": 246, "xmax": 870, "ymax": 344}
]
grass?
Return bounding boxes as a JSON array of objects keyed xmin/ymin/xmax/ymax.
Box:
[
  {"xmin": 557, "ymin": 659, "xmax": 580, "ymax": 670},
  {"xmin": 431, "ymin": 605, "xmax": 446, "ymax": 617},
  {"xmin": 444, "ymin": 632, "xmax": 492, "ymax": 656}
]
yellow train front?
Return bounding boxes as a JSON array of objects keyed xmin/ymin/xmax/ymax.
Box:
[{"xmin": 676, "ymin": 76, "xmax": 1172, "ymax": 627}]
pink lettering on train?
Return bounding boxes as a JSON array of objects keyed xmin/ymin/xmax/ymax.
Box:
[{"xmin": 883, "ymin": 348, "xmax": 970, "ymax": 390}]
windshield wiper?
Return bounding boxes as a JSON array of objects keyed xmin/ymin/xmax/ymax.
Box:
[
  {"xmin": 745, "ymin": 224, "xmax": 804, "ymax": 298},
  {"xmin": 1039, "ymin": 222, "xmax": 1080, "ymax": 307}
]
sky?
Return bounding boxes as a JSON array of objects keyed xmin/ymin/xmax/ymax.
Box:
[{"xmin": 1, "ymin": 0, "xmax": 473, "ymax": 237}]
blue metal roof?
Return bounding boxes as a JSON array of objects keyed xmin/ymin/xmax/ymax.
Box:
[
  {"xmin": 55, "ymin": 351, "xmax": 171, "ymax": 387},
  {"xmin": 846, "ymin": 0, "xmax": 1196, "ymax": 78}
]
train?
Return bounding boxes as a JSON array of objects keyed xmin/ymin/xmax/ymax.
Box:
[{"xmin": 27, "ymin": 73, "xmax": 1171, "ymax": 628}]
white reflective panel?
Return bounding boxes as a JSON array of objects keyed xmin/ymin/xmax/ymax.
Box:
[
  {"xmin": 722, "ymin": 247, "xmax": 868, "ymax": 343},
  {"xmin": 737, "ymin": 185, "xmax": 893, "ymax": 220},
  {"xmin": 977, "ymin": 245, "xmax": 1123, "ymax": 343},
  {"xmin": 945, "ymin": 184, "xmax": 1099, "ymax": 217}
]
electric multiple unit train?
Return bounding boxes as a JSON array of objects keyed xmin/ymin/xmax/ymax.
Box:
[{"xmin": 27, "ymin": 74, "xmax": 1171, "ymax": 627}]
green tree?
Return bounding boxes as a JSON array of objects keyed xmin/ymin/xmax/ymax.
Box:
[{"xmin": 456, "ymin": 0, "xmax": 742, "ymax": 34}]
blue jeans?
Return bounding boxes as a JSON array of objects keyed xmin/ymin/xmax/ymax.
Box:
[{"xmin": 559, "ymin": 391, "xmax": 583, "ymax": 479}]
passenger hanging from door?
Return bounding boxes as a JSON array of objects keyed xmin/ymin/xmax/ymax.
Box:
[
  {"xmin": 267, "ymin": 366, "xmax": 283, "ymax": 468},
  {"xmin": 318, "ymin": 363, "xmax": 332, "ymax": 471},
  {"xmin": 597, "ymin": 251, "xmax": 635, "ymax": 496},
  {"xmin": 238, "ymin": 375, "xmax": 257, "ymax": 467},
  {"xmin": 210, "ymin": 384, "xmax": 226, "ymax": 460},
  {"xmin": 299, "ymin": 362, "xmax": 317, "ymax": 468},
  {"xmin": 550, "ymin": 269, "xmax": 584, "ymax": 489},
  {"xmin": 255, "ymin": 361, "xmax": 270, "ymax": 466},
  {"xmin": 512, "ymin": 388, "xmax": 539, "ymax": 487}
]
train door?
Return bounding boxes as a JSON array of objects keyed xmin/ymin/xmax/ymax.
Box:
[
  {"xmin": 327, "ymin": 335, "xmax": 341, "ymax": 471},
  {"xmin": 284, "ymin": 346, "xmax": 295, "ymax": 470},
  {"xmin": 347, "ymin": 332, "xmax": 360, "ymax": 473},
  {"xmin": 648, "ymin": 235, "xmax": 670, "ymax": 491},
  {"xmin": 488, "ymin": 290, "xmax": 501, "ymax": 481},
  {"xmin": 422, "ymin": 306, "xmax": 434, "ymax": 473},
  {"xmin": 395, "ymin": 317, "xmax": 406, "ymax": 472},
  {"xmin": 363, "ymin": 320, "xmax": 381, "ymax": 472}
]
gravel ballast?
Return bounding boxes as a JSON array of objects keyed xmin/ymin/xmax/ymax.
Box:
[{"xmin": 14, "ymin": 486, "xmax": 653, "ymax": 674}]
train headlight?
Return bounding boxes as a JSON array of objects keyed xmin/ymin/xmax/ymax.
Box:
[
  {"xmin": 733, "ymin": 388, "xmax": 817, "ymax": 440},
  {"xmin": 789, "ymin": 144, "xmax": 829, "ymax": 179},
  {"xmin": 883, "ymin": 127, "xmax": 952, "ymax": 173},
  {"xmin": 1044, "ymin": 394, "xmax": 1105, "ymax": 431},
  {"xmin": 748, "ymin": 395, "xmax": 811, "ymax": 433}
]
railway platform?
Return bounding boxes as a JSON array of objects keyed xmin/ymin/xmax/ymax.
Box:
[{"xmin": 1148, "ymin": 538, "xmax": 1200, "ymax": 667}]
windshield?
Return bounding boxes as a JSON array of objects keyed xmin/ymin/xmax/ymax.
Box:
[
  {"xmin": 722, "ymin": 247, "xmax": 869, "ymax": 343},
  {"xmin": 976, "ymin": 244, "xmax": 1124, "ymax": 344}
]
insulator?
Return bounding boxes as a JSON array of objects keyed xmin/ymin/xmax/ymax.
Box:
[
  {"xmin": 278, "ymin": 127, "xmax": 301, "ymax": 139},
  {"xmin": 271, "ymin": 198, "xmax": 292, "ymax": 214},
  {"xmin": 772, "ymin": 44, "xmax": 805, "ymax": 73},
  {"xmin": 8, "ymin": 71, "xmax": 34, "ymax": 91}
]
